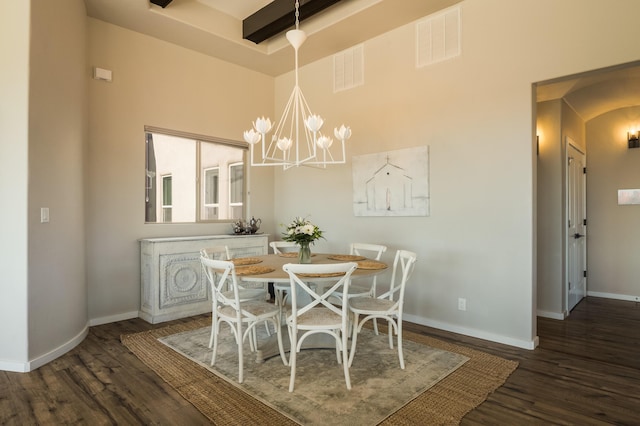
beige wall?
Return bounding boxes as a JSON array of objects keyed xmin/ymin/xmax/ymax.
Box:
[
  {"xmin": 272, "ymin": 0, "xmax": 640, "ymax": 347},
  {"xmin": 586, "ymin": 106, "xmax": 640, "ymax": 299},
  {"xmin": 86, "ymin": 18, "xmax": 275, "ymax": 322},
  {"xmin": 7, "ymin": 0, "xmax": 640, "ymax": 371},
  {"xmin": 28, "ymin": 0, "xmax": 89, "ymax": 362}
]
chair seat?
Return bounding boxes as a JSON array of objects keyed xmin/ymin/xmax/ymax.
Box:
[
  {"xmin": 350, "ymin": 297, "xmax": 396, "ymax": 313},
  {"xmin": 221, "ymin": 288, "xmax": 266, "ymax": 302},
  {"xmin": 287, "ymin": 307, "xmax": 342, "ymax": 327},
  {"xmin": 219, "ymin": 300, "xmax": 279, "ymax": 318}
]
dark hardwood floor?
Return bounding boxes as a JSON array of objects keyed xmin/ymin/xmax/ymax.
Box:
[{"xmin": 1, "ymin": 296, "xmax": 639, "ymax": 425}]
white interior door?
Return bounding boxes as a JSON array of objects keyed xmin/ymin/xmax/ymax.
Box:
[{"xmin": 566, "ymin": 140, "xmax": 587, "ymax": 313}]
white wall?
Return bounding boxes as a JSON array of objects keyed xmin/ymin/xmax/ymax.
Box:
[
  {"xmin": 0, "ymin": 1, "xmax": 30, "ymax": 370},
  {"xmin": 272, "ymin": 0, "xmax": 640, "ymax": 348},
  {"xmin": 586, "ymin": 106, "xmax": 640, "ymax": 300},
  {"xmin": 86, "ymin": 18, "xmax": 276, "ymax": 323}
]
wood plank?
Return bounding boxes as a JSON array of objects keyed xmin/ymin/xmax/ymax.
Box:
[{"xmin": 2, "ymin": 297, "xmax": 640, "ymax": 424}]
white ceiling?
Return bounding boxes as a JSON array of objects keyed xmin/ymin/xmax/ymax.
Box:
[{"xmin": 83, "ymin": 0, "xmax": 640, "ymax": 119}]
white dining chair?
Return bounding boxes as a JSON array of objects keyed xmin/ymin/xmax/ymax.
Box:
[
  {"xmin": 201, "ymin": 246, "xmax": 269, "ymax": 347},
  {"xmin": 270, "ymin": 241, "xmax": 298, "ymax": 254},
  {"xmin": 331, "ymin": 243, "xmax": 387, "ymax": 334},
  {"xmin": 282, "ymin": 261, "xmax": 358, "ymax": 392},
  {"xmin": 269, "ymin": 241, "xmax": 299, "ymax": 316},
  {"xmin": 201, "ymin": 256, "xmax": 287, "ymax": 383},
  {"xmin": 348, "ymin": 249, "xmax": 417, "ymax": 369},
  {"xmin": 201, "ymin": 245, "xmax": 231, "ymax": 261}
]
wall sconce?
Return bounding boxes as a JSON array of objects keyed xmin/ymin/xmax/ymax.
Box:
[{"xmin": 628, "ymin": 128, "xmax": 640, "ymax": 149}]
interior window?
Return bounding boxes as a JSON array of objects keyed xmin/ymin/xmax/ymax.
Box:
[{"xmin": 145, "ymin": 126, "xmax": 247, "ymax": 223}]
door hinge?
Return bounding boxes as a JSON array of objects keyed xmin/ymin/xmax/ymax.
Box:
[
  {"xmin": 583, "ymin": 219, "xmax": 587, "ymax": 226},
  {"xmin": 583, "ymin": 167, "xmax": 586, "ymax": 174},
  {"xmin": 583, "ymin": 270, "xmax": 587, "ymax": 278}
]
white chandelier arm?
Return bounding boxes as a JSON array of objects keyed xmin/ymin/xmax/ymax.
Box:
[{"xmin": 244, "ymin": 0, "xmax": 352, "ymax": 170}]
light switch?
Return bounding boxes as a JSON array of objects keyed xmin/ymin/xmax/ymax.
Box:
[{"xmin": 41, "ymin": 207, "xmax": 49, "ymax": 223}]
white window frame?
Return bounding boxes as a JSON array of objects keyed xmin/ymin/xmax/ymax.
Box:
[{"xmin": 229, "ymin": 162, "xmax": 244, "ymax": 213}]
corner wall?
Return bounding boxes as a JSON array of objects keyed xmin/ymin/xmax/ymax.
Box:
[{"xmin": 27, "ymin": 0, "xmax": 89, "ymax": 368}]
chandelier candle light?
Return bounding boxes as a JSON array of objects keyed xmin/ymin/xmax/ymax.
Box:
[{"xmin": 243, "ymin": 0, "xmax": 352, "ymax": 170}]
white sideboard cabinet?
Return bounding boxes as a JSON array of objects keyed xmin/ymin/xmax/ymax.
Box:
[{"xmin": 139, "ymin": 234, "xmax": 268, "ymax": 323}]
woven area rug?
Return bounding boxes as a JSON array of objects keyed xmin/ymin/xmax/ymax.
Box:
[
  {"xmin": 121, "ymin": 317, "xmax": 518, "ymax": 425},
  {"xmin": 160, "ymin": 325, "xmax": 467, "ymax": 425}
]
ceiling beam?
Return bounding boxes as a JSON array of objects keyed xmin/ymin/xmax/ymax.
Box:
[
  {"xmin": 243, "ymin": 0, "xmax": 343, "ymax": 44},
  {"xmin": 150, "ymin": 0, "xmax": 173, "ymax": 8}
]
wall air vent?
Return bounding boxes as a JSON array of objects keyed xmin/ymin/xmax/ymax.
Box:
[
  {"xmin": 334, "ymin": 44, "xmax": 364, "ymax": 93},
  {"xmin": 416, "ymin": 5, "xmax": 461, "ymax": 68}
]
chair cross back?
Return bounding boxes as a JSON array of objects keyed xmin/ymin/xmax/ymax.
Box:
[
  {"xmin": 284, "ymin": 263, "xmax": 357, "ymax": 319},
  {"xmin": 200, "ymin": 246, "xmax": 230, "ymax": 260},
  {"xmin": 270, "ymin": 241, "xmax": 298, "ymax": 254},
  {"xmin": 379, "ymin": 249, "xmax": 417, "ymax": 304},
  {"xmin": 201, "ymin": 258, "xmax": 237, "ymax": 308},
  {"xmin": 350, "ymin": 242, "xmax": 387, "ymax": 260}
]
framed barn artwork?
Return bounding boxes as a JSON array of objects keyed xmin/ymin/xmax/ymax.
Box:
[{"xmin": 352, "ymin": 146, "xmax": 430, "ymax": 217}]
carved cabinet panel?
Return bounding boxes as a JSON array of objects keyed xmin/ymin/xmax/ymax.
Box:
[{"xmin": 140, "ymin": 234, "xmax": 268, "ymax": 323}]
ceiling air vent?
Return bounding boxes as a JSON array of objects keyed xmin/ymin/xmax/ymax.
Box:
[
  {"xmin": 416, "ymin": 5, "xmax": 461, "ymax": 68},
  {"xmin": 334, "ymin": 44, "xmax": 364, "ymax": 93}
]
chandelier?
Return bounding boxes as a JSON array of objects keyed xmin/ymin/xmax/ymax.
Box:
[{"xmin": 243, "ymin": 0, "xmax": 351, "ymax": 170}]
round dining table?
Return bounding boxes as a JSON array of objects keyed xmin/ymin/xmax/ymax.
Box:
[
  {"xmin": 233, "ymin": 252, "xmax": 388, "ymax": 283},
  {"xmin": 229, "ymin": 252, "xmax": 389, "ymax": 362}
]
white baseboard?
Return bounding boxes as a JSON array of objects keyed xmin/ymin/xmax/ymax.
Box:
[
  {"xmin": 536, "ymin": 310, "xmax": 566, "ymax": 320},
  {"xmin": 403, "ymin": 313, "xmax": 538, "ymax": 350},
  {"xmin": 536, "ymin": 293, "xmax": 639, "ymax": 321},
  {"xmin": 0, "ymin": 359, "xmax": 30, "ymax": 373},
  {"xmin": 588, "ymin": 291, "xmax": 640, "ymax": 302},
  {"xmin": 89, "ymin": 310, "xmax": 139, "ymax": 327},
  {"xmin": 1, "ymin": 312, "xmax": 140, "ymax": 372},
  {"xmin": 14, "ymin": 325, "xmax": 89, "ymax": 373}
]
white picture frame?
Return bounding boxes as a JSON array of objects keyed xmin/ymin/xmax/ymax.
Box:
[{"xmin": 352, "ymin": 146, "xmax": 430, "ymax": 217}]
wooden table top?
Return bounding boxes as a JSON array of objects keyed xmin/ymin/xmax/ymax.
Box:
[{"xmin": 234, "ymin": 253, "xmax": 388, "ymax": 283}]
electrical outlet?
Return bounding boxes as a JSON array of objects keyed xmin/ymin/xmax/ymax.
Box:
[{"xmin": 458, "ymin": 297, "xmax": 466, "ymax": 311}]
